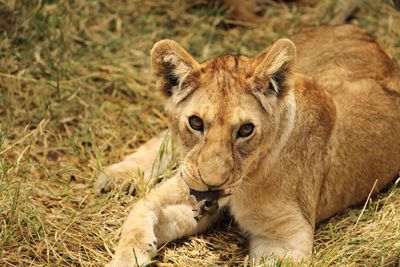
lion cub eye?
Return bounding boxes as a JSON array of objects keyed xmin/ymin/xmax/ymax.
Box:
[
  {"xmin": 188, "ymin": 115, "xmax": 204, "ymax": 132},
  {"xmin": 237, "ymin": 123, "xmax": 254, "ymax": 138}
]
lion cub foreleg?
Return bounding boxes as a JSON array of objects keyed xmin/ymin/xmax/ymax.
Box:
[
  {"xmin": 248, "ymin": 210, "xmax": 314, "ymax": 264},
  {"xmin": 108, "ymin": 175, "xmax": 219, "ymax": 267},
  {"xmin": 233, "ymin": 197, "xmax": 314, "ymax": 264}
]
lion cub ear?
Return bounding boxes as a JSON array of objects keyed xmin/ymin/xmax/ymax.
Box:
[
  {"xmin": 253, "ymin": 38, "xmax": 296, "ymax": 96},
  {"xmin": 151, "ymin": 40, "xmax": 200, "ymax": 97}
]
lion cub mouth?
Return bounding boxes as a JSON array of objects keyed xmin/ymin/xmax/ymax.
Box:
[{"xmin": 189, "ymin": 189, "xmax": 230, "ymax": 221}]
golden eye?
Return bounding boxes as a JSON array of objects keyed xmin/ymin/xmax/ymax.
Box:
[
  {"xmin": 237, "ymin": 123, "xmax": 254, "ymax": 138},
  {"xmin": 188, "ymin": 115, "xmax": 204, "ymax": 132}
]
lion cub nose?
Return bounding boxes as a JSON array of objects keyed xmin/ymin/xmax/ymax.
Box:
[
  {"xmin": 198, "ymin": 147, "xmax": 233, "ymax": 189},
  {"xmin": 199, "ymin": 169, "xmax": 229, "ymax": 189}
]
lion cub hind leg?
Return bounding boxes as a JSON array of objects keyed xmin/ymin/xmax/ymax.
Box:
[
  {"xmin": 96, "ymin": 130, "xmax": 175, "ymax": 194},
  {"xmin": 108, "ymin": 175, "xmax": 219, "ymax": 266}
]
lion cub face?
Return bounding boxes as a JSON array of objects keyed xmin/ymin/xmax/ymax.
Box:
[{"xmin": 151, "ymin": 39, "xmax": 297, "ymax": 192}]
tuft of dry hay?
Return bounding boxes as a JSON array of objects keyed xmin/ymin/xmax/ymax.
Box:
[{"xmin": 0, "ymin": 0, "xmax": 399, "ymax": 266}]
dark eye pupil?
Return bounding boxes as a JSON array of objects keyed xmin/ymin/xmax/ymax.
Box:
[
  {"xmin": 238, "ymin": 123, "xmax": 254, "ymax": 138},
  {"xmin": 189, "ymin": 116, "xmax": 203, "ymax": 131}
]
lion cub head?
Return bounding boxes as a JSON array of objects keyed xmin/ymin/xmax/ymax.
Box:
[{"xmin": 151, "ymin": 39, "xmax": 297, "ymax": 193}]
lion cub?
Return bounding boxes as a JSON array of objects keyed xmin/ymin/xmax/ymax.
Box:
[{"xmin": 99, "ymin": 25, "xmax": 400, "ymax": 266}]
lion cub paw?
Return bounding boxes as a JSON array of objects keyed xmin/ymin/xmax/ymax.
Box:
[
  {"xmin": 95, "ymin": 162, "xmax": 149, "ymax": 195},
  {"xmin": 107, "ymin": 248, "xmax": 153, "ymax": 267},
  {"xmin": 108, "ymin": 231, "xmax": 157, "ymax": 267}
]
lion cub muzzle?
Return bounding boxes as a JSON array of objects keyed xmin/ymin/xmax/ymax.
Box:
[{"xmin": 196, "ymin": 135, "xmax": 235, "ymax": 188}]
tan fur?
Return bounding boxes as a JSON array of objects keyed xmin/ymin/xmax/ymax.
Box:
[{"xmin": 100, "ymin": 25, "xmax": 400, "ymax": 266}]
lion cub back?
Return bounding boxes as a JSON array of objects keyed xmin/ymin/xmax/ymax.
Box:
[
  {"xmin": 292, "ymin": 25, "xmax": 400, "ymax": 94},
  {"xmin": 292, "ymin": 25, "xmax": 400, "ymax": 221}
]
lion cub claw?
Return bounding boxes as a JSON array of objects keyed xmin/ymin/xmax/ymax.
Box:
[
  {"xmin": 95, "ymin": 172, "xmax": 137, "ymax": 195},
  {"xmin": 95, "ymin": 165, "xmax": 140, "ymax": 195}
]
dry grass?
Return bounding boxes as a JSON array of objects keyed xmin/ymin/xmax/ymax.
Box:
[{"xmin": 0, "ymin": 0, "xmax": 399, "ymax": 266}]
